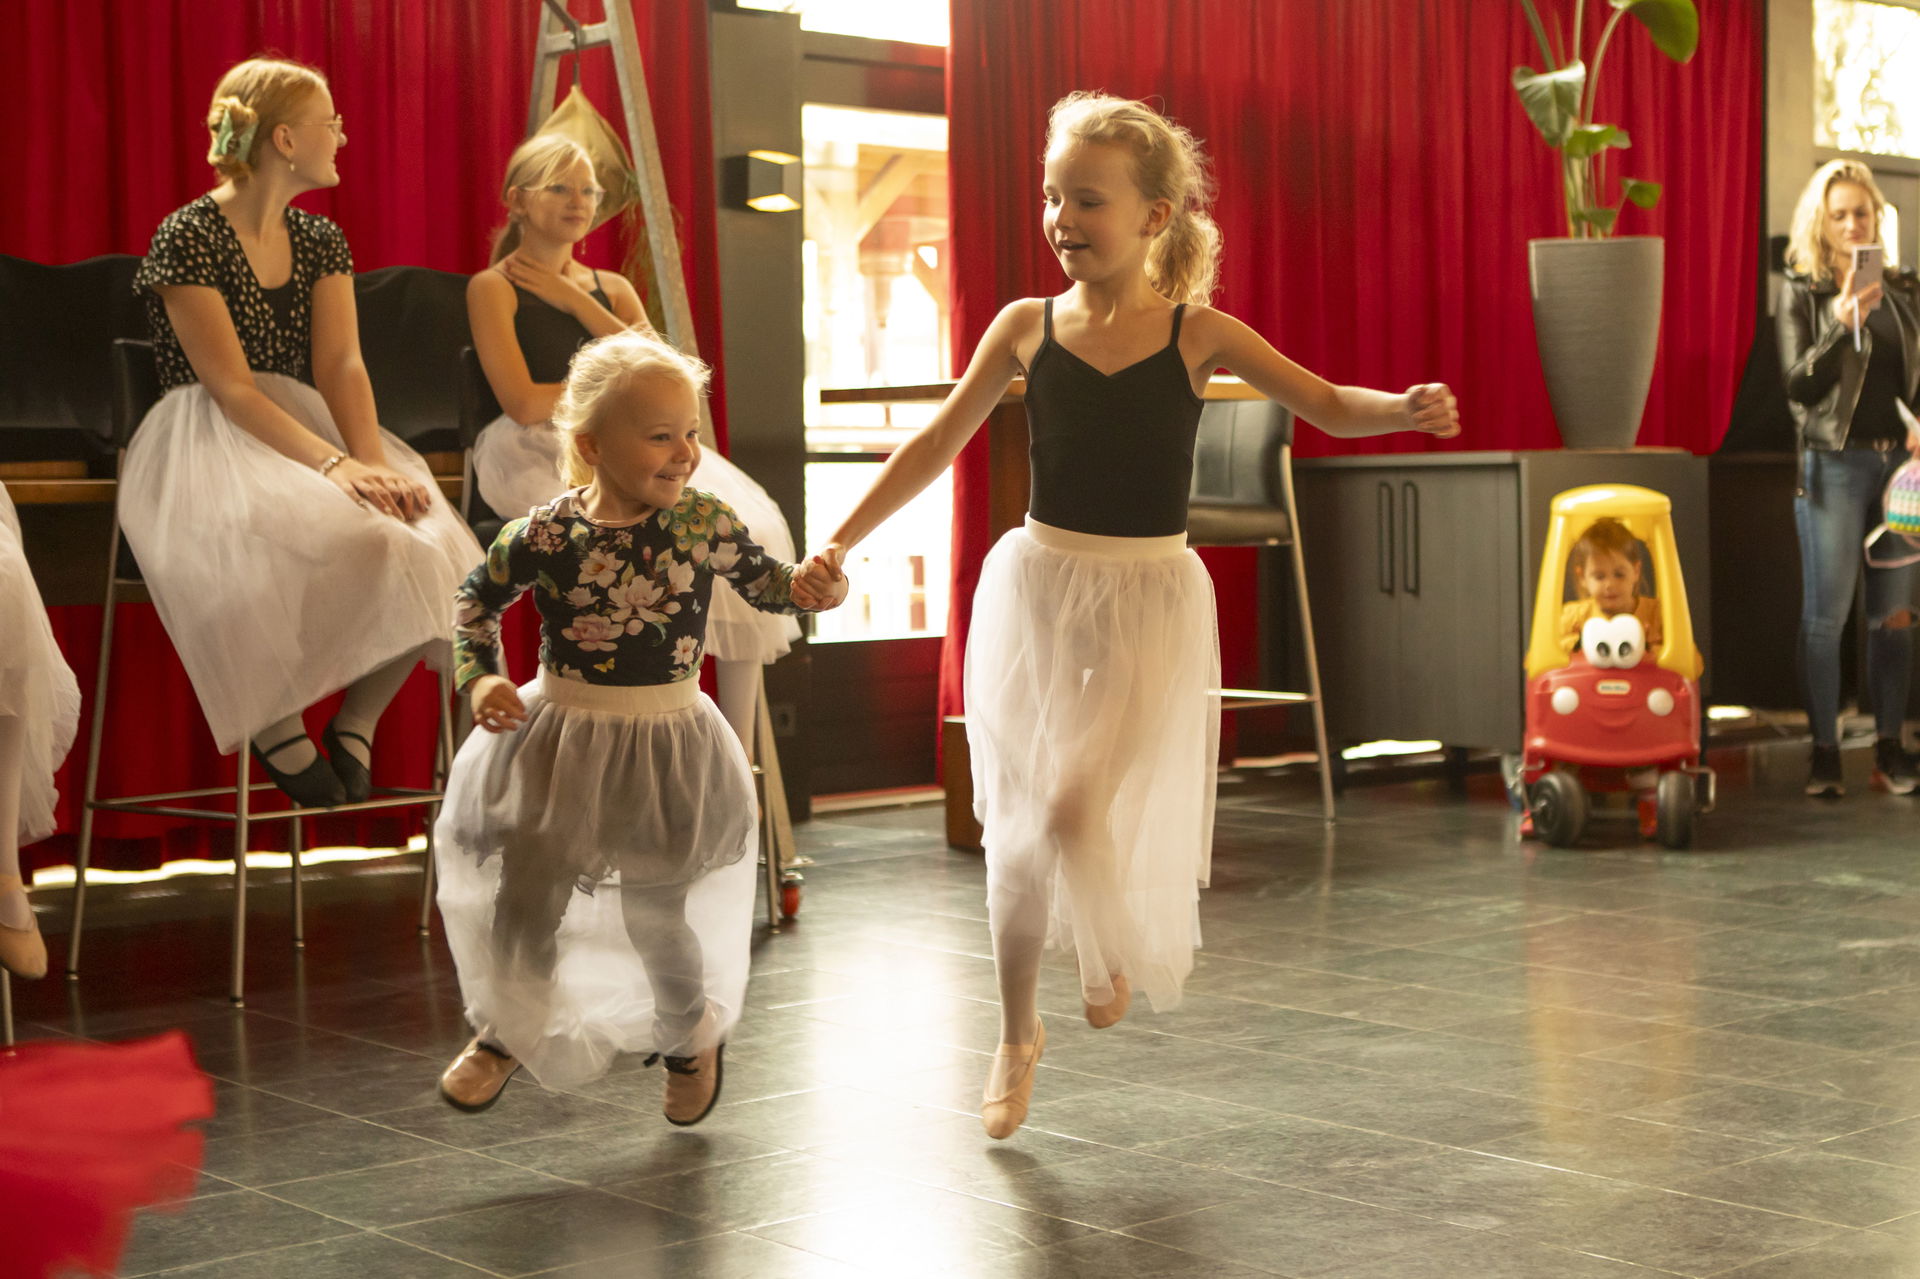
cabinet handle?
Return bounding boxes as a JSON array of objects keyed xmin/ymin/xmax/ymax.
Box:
[
  {"xmin": 1377, "ymin": 482, "xmax": 1395, "ymax": 594},
  {"xmin": 1402, "ymin": 481, "xmax": 1420, "ymax": 596}
]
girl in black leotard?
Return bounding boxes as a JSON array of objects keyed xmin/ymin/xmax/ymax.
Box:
[
  {"xmin": 802, "ymin": 92, "xmax": 1462, "ymax": 1141},
  {"xmin": 468, "ymin": 134, "xmax": 801, "ymax": 745}
]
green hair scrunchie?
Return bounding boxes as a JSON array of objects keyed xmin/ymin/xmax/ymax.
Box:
[{"xmin": 212, "ymin": 105, "xmax": 259, "ymax": 162}]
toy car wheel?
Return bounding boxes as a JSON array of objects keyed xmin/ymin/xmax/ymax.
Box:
[
  {"xmin": 1530, "ymin": 770, "xmax": 1587, "ymax": 847},
  {"xmin": 1655, "ymin": 771, "xmax": 1695, "ymax": 849}
]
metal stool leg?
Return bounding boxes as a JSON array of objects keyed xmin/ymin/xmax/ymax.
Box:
[
  {"xmin": 2, "ymin": 971, "xmax": 12, "ymax": 1049},
  {"xmin": 1282, "ymin": 453, "xmax": 1337, "ymax": 826},
  {"xmin": 289, "ymin": 811, "xmax": 305, "ymax": 951},
  {"xmin": 420, "ymin": 669, "xmax": 455, "ymax": 937},
  {"xmin": 230, "ymin": 738, "xmax": 252, "ymax": 1006},
  {"xmin": 66, "ymin": 523, "xmax": 126, "ymax": 980}
]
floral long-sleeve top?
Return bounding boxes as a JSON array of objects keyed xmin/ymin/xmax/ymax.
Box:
[{"xmin": 453, "ymin": 487, "xmax": 809, "ymax": 691}]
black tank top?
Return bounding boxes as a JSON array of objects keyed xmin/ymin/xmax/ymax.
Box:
[
  {"xmin": 514, "ymin": 272, "xmax": 611, "ymax": 383},
  {"xmin": 1024, "ymin": 299, "xmax": 1204, "ymax": 537}
]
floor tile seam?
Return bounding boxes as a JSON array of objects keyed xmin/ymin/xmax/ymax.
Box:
[
  {"xmin": 466, "ymin": 1126, "xmax": 789, "ymax": 1182},
  {"xmin": 1569, "ymin": 1046, "xmax": 1885, "ymax": 1088},
  {"xmin": 1466, "ymin": 1224, "xmax": 1702, "ymax": 1277},
  {"xmin": 1595, "ymin": 1178, "xmax": 1910, "ymax": 1233},
  {"xmin": 1691, "ymin": 1235, "xmax": 1877, "ymax": 1279},
  {"xmin": 1373, "ymin": 1226, "xmax": 1701, "ymax": 1278},
  {"xmin": 124, "ymin": 1226, "xmax": 429, "ymax": 1279},
  {"xmin": 1607, "ymin": 1098, "xmax": 1903, "ymax": 1147},
  {"xmin": 219, "ymin": 1147, "xmax": 459, "ymax": 1192},
  {"xmin": 588, "ymin": 1177, "xmax": 877, "ymax": 1236},
  {"xmin": 377, "ymin": 1184, "xmax": 731, "ymax": 1250},
  {"xmin": 340, "ymin": 1106, "xmax": 634, "ymax": 1157}
]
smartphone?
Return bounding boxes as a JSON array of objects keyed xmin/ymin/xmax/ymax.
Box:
[{"xmin": 1853, "ymin": 243, "xmax": 1886, "ymax": 294}]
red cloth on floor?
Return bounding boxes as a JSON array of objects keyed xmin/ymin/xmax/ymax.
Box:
[{"xmin": 0, "ymin": 1030, "xmax": 214, "ymax": 1278}]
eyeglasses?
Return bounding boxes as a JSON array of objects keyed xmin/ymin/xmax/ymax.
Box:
[
  {"xmin": 298, "ymin": 115, "xmax": 346, "ymax": 137},
  {"xmin": 527, "ymin": 182, "xmax": 607, "ymax": 204}
]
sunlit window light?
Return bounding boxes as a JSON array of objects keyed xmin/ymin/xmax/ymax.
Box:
[
  {"xmin": 31, "ymin": 837, "xmax": 426, "ymax": 890},
  {"xmin": 735, "ymin": 0, "xmax": 949, "ymax": 46},
  {"xmin": 1342, "ymin": 740, "xmax": 1445, "ymax": 761}
]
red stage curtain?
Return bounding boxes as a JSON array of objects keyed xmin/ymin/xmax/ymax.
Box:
[
  {"xmin": 943, "ymin": 0, "xmax": 1761, "ymax": 725},
  {"xmin": 0, "ymin": 1, "xmax": 722, "ymax": 870}
]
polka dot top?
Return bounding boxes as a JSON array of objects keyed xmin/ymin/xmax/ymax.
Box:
[{"xmin": 134, "ymin": 194, "xmax": 355, "ymax": 392}]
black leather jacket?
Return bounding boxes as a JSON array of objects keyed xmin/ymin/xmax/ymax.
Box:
[{"xmin": 1776, "ymin": 265, "xmax": 1920, "ymax": 451}]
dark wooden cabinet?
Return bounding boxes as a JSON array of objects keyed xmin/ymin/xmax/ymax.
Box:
[{"xmin": 1290, "ymin": 450, "xmax": 1710, "ymax": 754}]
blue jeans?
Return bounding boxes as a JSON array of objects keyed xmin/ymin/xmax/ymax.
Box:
[{"xmin": 1796, "ymin": 448, "xmax": 1917, "ymax": 745}]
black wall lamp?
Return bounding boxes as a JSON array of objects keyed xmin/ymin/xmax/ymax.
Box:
[{"xmin": 725, "ymin": 150, "xmax": 802, "ymax": 212}]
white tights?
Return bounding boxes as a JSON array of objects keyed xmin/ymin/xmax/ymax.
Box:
[{"xmin": 0, "ymin": 716, "xmax": 27, "ymax": 928}]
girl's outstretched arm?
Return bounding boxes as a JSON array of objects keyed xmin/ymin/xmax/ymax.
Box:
[
  {"xmin": 814, "ymin": 299, "xmax": 1038, "ymax": 568},
  {"xmin": 1192, "ymin": 308, "xmax": 1460, "ymax": 440}
]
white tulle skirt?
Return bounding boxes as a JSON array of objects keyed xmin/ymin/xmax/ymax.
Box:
[
  {"xmin": 693, "ymin": 451, "xmax": 802, "ymax": 664},
  {"xmin": 117, "ymin": 375, "xmax": 483, "ymax": 754},
  {"xmin": 471, "ymin": 413, "xmax": 569, "ymax": 524},
  {"xmin": 433, "ymin": 672, "xmax": 757, "ymax": 1087},
  {"xmin": 0, "ymin": 490, "xmax": 81, "ymax": 845},
  {"xmin": 965, "ymin": 518, "xmax": 1221, "ymax": 1013}
]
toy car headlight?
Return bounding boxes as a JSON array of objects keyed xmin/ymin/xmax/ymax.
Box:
[
  {"xmin": 1581, "ymin": 615, "xmax": 1646, "ymax": 670},
  {"xmin": 1647, "ymin": 688, "xmax": 1675, "ymax": 716},
  {"xmin": 1552, "ymin": 687, "xmax": 1579, "ymax": 714}
]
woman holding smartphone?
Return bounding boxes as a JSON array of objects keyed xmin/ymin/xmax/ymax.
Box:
[{"xmin": 1779, "ymin": 160, "xmax": 1920, "ymax": 797}]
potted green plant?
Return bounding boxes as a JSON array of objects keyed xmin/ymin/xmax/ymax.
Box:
[{"xmin": 1512, "ymin": 0, "xmax": 1699, "ymax": 449}]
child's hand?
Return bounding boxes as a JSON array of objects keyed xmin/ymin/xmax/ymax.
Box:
[
  {"xmin": 470, "ymin": 675, "xmax": 527, "ymax": 733},
  {"xmin": 1404, "ymin": 383, "xmax": 1460, "ymax": 438},
  {"xmin": 792, "ymin": 545, "xmax": 850, "ymax": 611}
]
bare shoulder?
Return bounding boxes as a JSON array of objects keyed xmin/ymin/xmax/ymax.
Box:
[
  {"xmin": 598, "ymin": 269, "xmax": 644, "ymax": 306},
  {"xmin": 468, "ymin": 266, "xmax": 514, "ymax": 304},
  {"xmin": 994, "ymin": 297, "xmax": 1049, "ymax": 369}
]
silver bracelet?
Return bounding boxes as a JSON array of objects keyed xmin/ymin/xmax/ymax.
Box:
[{"xmin": 318, "ymin": 453, "xmax": 346, "ymax": 477}]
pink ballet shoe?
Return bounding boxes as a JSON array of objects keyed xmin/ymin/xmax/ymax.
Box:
[
  {"xmin": 1084, "ymin": 973, "xmax": 1131, "ymax": 1029},
  {"xmin": 981, "ymin": 1017, "xmax": 1045, "ymax": 1140},
  {"xmin": 0, "ymin": 875, "xmax": 47, "ymax": 981}
]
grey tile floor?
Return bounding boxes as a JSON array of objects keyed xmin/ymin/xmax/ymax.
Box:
[{"xmin": 13, "ymin": 738, "xmax": 1920, "ymax": 1277}]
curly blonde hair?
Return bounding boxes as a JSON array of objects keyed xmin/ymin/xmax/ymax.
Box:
[
  {"xmin": 1046, "ymin": 92, "xmax": 1221, "ymax": 306},
  {"xmin": 204, "ymin": 57, "xmax": 329, "ymax": 182},
  {"xmin": 1785, "ymin": 159, "xmax": 1892, "ymax": 284},
  {"xmin": 554, "ymin": 330, "xmax": 711, "ymax": 489}
]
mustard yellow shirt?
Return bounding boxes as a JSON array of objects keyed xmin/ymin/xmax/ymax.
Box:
[{"xmin": 1557, "ymin": 594, "xmax": 1662, "ymax": 657}]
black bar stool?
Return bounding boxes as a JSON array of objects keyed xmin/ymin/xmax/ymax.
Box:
[
  {"xmin": 63, "ymin": 339, "xmax": 459, "ymax": 1005},
  {"xmin": 1186, "ymin": 398, "xmax": 1337, "ymax": 823}
]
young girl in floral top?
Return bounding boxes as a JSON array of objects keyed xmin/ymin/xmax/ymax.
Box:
[{"xmin": 433, "ymin": 330, "xmax": 842, "ymax": 1125}]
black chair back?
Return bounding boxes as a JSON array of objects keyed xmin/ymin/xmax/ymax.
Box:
[
  {"xmin": 0, "ymin": 254, "xmax": 148, "ymax": 471},
  {"xmin": 353, "ymin": 266, "xmax": 472, "ymax": 454},
  {"xmin": 110, "ymin": 339, "xmax": 162, "ymax": 450},
  {"xmin": 457, "ymin": 345, "xmax": 504, "ymax": 450},
  {"xmin": 1187, "ymin": 399, "xmax": 1295, "ymax": 546}
]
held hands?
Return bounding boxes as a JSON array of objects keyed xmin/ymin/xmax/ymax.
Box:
[
  {"xmin": 1404, "ymin": 383, "xmax": 1461, "ymax": 439},
  {"xmin": 792, "ymin": 543, "xmax": 850, "ymax": 611},
  {"xmin": 469, "ymin": 675, "xmax": 528, "ymax": 734},
  {"xmin": 328, "ymin": 456, "xmax": 434, "ymax": 521},
  {"xmin": 499, "ymin": 254, "xmax": 592, "ymax": 317}
]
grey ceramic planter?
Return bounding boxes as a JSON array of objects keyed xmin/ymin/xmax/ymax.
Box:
[{"xmin": 1528, "ymin": 236, "xmax": 1664, "ymax": 449}]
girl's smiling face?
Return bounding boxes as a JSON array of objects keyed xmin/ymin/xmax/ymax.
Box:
[
  {"xmin": 1581, "ymin": 547, "xmax": 1641, "ymax": 615},
  {"xmin": 1042, "ymin": 140, "xmax": 1169, "ymax": 285},
  {"xmin": 576, "ymin": 373, "xmax": 701, "ymax": 513}
]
